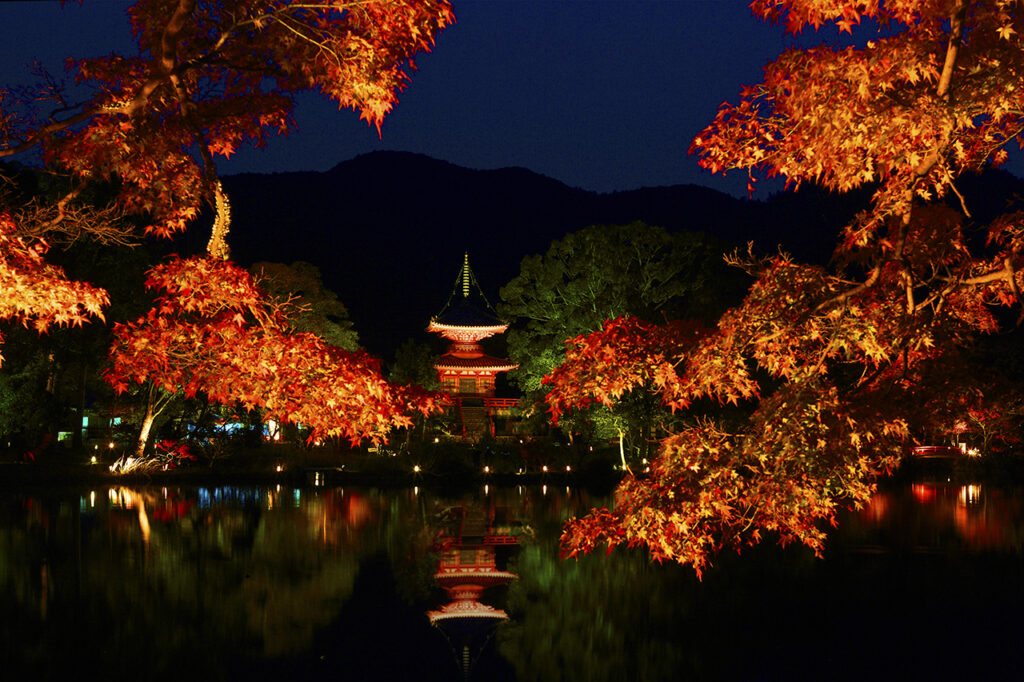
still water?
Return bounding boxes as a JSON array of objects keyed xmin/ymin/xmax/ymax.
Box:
[{"xmin": 2, "ymin": 479, "xmax": 1023, "ymax": 681}]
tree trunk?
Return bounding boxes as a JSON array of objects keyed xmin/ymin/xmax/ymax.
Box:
[
  {"xmin": 135, "ymin": 385, "xmax": 157, "ymax": 457},
  {"xmin": 618, "ymin": 429, "xmax": 627, "ymax": 471},
  {"xmin": 72, "ymin": 362, "xmax": 87, "ymax": 451},
  {"xmin": 641, "ymin": 414, "xmax": 652, "ymax": 462}
]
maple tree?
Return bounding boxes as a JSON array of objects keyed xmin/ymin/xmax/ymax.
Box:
[
  {"xmin": 555, "ymin": 1, "xmax": 1024, "ymax": 576},
  {"xmin": 107, "ymin": 256, "xmax": 441, "ymax": 455},
  {"xmin": 1, "ymin": 0, "xmax": 454, "ymax": 244},
  {"xmin": 0, "ymin": 212, "xmax": 108, "ymax": 366},
  {"xmin": 0, "ymin": 1, "xmax": 453, "ymax": 453},
  {"xmin": 0, "ymin": 220, "xmax": 113, "ymax": 450}
]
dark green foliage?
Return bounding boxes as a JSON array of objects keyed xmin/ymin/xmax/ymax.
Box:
[
  {"xmin": 250, "ymin": 261, "xmax": 359, "ymax": 351},
  {"xmin": 498, "ymin": 222, "xmax": 745, "ymax": 453},
  {"xmin": 388, "ymin": 338, "xmax": 439, "ymax": 390},
  {"xmin": 499, "ymin": 221, "xmax": 739, "ymax": 395},
  {"xmin": 0, "ymin": 333, "xmax": 60, "ymax": 448}
]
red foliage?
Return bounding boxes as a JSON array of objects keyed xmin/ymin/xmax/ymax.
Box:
[
  {"xmin": 0, "ymin": 212, "xmax": 108, "ymax": 364},
  {"xmin": 693, "ymin": 1, "xmax": 1024, "ymax": 237},
  {"xmin": 4, "ymin": 0, "xmax": 454, "ymax": 238},
  {"xmin": 551, "ymin": 312, "xmax": 906, "ymax": 577},
  {"xmin": 543, "ymin": 316, "xmax": 706, "ymax": 422},
  {"xmin": 1, "ymin": 2, "xmax": 452, "ymax": 445},
  {"xmin": 555, "ymin": 0, "xmax": 1024, "ymax": 576},
  {"xmin": 105, "ymin": 256, "xmax": 441, "ymax": 444},
  {"xmin": 153, "ymin": 439, "xmax": 198, "ymax": 468}
]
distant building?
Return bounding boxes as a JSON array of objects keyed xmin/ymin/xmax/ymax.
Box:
[{"xmin": 427, "ymin": 253, "xmax": 517, "ymax": 440}]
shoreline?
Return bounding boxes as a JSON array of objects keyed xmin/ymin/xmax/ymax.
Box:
[
  {"xmin": 0, "ymin": 460, "xmax": 622, "ymax": 493},
  {"xmin": 3, "ymin": 450, "xmax": 1024, "ymax": 492}
]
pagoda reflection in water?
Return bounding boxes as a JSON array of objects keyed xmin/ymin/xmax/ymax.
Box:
[{"xmin": 427, "ymin": 502, "xmax": 520, "ymax": 681}]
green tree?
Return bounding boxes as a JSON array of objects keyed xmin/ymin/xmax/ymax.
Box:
[
  {"xmin": 499, "ymin": 222, "xmax": 739, "ymax": 455},
  {"xmin": 387, "ymin": 338, "xmax": 440, "ymax": 445},
  {"xmin": 388, "ymin": 338, "xmax": 439, "ymax": 390},
  {"xmin": 250, "ymin": 261, "xmax": 359, "ymax": 351},
  {"xmin": 0, "ymin": 332, "xmax": 60, "ymax": 450}
]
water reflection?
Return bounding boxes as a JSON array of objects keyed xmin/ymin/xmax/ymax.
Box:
[
  {"xmin": 426, "ymin": 501, "xmax": 520, "ymax": 680},
  {"xmin": 4, "ymin": 485, "xmax": 399, "ymax": 678},
  {"xmin": 2, "ymin": 481, "xmax": 1023, "ymax": 680},
  {"xmin": 849, "ymin": 481, "xmax": 1024, "ymax": 553}
]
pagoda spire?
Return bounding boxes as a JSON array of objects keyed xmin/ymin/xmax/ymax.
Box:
[
  {"xmin": 428, "ymin": 252, "xmax": 504, "ymax": 335},
  {"xmin": 460, "ymin": 251, "xmax": 471, "ymax": 299}
]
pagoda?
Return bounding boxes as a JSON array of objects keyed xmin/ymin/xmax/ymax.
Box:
[{"xmin": 427, "ymin": 253, "xmax": 517, "ymax": 440}]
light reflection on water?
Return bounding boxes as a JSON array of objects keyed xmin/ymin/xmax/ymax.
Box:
[
  {"xmin": 848, "ymin": 481, "xmax": 1024, "ymax": 553},
  {"xmin": 3, "ymin": 481, "xmax": 1024, "ymax": 681}
]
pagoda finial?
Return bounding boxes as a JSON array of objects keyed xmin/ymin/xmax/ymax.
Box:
[{"xmin": 429, "ymin": 252, "xmax": 504, "ymax": 332}]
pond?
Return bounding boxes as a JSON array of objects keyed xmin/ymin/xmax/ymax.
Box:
[{"xmin": 2, "ymin": 477, "xmax": 1022, "ymax": 681}]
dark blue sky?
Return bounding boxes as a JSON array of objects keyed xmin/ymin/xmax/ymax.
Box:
[{"xmin": 3, "ymin": 1, "xmax": 1022, "ymax": 197}]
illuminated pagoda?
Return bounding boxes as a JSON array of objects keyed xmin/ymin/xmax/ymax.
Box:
[{"xmin": 427, "ymin": 253, "xmax": 517, "ymax": 440}]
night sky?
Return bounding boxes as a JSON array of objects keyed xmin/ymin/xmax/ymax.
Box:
[
  {"xmin": 7, "ymin": 0, "xmax": 1024, "ymax": 348},
  {"xmin": 7, "ymin": 1, "xmax": 1024, "ymax": 193},
  {"xmin": 0, "ymin": 0, "xmax": 909, "ymax": 198}
]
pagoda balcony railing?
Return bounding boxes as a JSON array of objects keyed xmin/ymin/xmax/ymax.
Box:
[
  {"xmin": 483, "ymin": 535, "xmax": 519, "ymax": 545},
  {"xmin": 438, "ymin": 395, "xmax": 518, "ymax": 407},
  {"xmin": 483, "ymin": 398, "xmax": 518, "ymax": 408}
]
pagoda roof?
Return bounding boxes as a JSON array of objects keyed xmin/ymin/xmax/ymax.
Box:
[
  {"xmin": 427, "ymin": 599, "xmax": 509, "ymax": 624},
  {"xmin": 434, "ymin": 567, "xmax": 517, "ymax": 589},
  {"xmin": 429, "ymin": 253, "xmax": 505, "ymax": 329},
  {"xmin": 436, "ymin": 353, "xmax": 518, "ymax": 372}
]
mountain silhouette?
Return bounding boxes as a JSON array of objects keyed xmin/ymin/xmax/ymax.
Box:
[{"xmin": 218, "ymin": 151, "xmax": 1020, "ymax": 359}]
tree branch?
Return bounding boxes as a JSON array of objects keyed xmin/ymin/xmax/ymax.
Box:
[
  {"xmin": 815, "ymin": 264, "xmax": 880, "ymax": 312},
  {"xmin": 937, "ymin": 0, "xmax": 970, "ymax": 101},
  {"xmin": 953, "ymin": 261, "xmax": 1019, "ymax": 287}
]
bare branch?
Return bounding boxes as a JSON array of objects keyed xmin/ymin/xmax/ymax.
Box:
[
  {"xmin": 14, "ymin": 197, "xmax": 138, "ymax": 246},
  {"xmin": 948, "ymin": 175, "xmax": 972, "ymax": 219}
]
